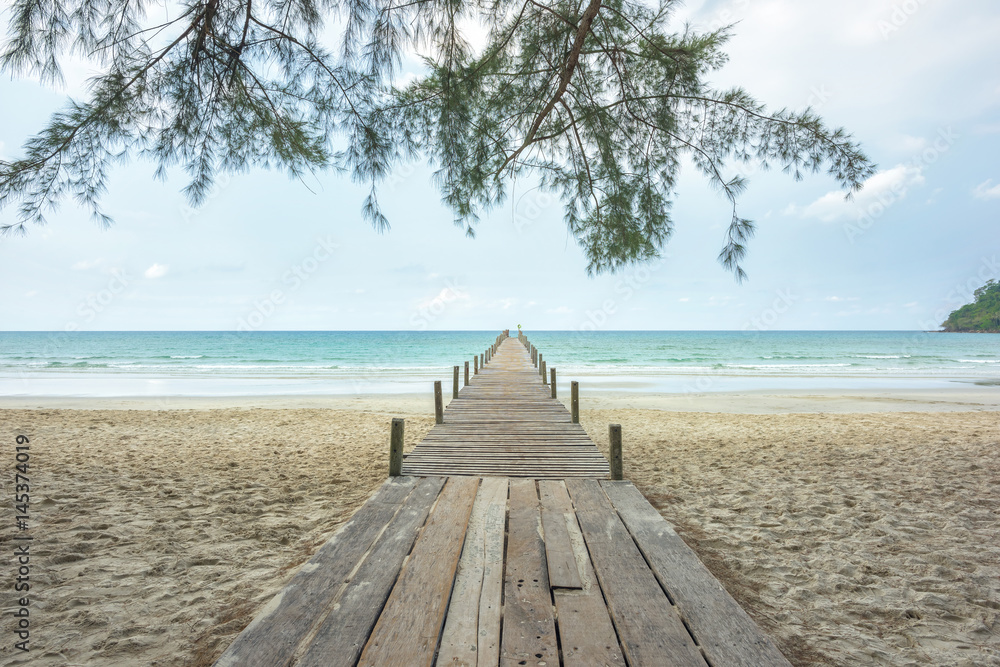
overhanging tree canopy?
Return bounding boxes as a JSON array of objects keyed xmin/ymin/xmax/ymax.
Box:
[{"xmin": 0, "ymin": 0, "xmax": 875, "ymax": 277}]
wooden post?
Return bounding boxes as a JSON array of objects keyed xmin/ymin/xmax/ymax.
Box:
[
  {"xmin": 550, "ymin": 367, "xmax": 556, "ymax": 398},
  {"xmin": 480, "ymin": 353, "xmax": 484, "ymax": 369},
  {"xmin": 389, "ymin": 418, "xmax": 404, "ymax": 477},
  {"xmin": 538, "ymin": 353, "xmax": 543, "ymax": 375},
  {"xmin": 571, "ymin": 381, "xmax": 579, "ymax": 424},
  {"xmin": 434, "ymin": 381, "xmax": 443, "ymax": 424},
  {"xmin": 609, "ymin": 424, "xmax": 623, "ymax": 480},
  {"xmin": 541, "ymin": 360, "xmax": 547, "ymax": 384},
  {"xmin": 474, "ymin": 355, "xmax": 479, "ymax": 374},
  {"xmin": 453, "ymin": 365, "xmax": 459, "ymax": 398},
  {"xmin": 465, "ymin": 361, "xmax": 470, "ymax": 386}
]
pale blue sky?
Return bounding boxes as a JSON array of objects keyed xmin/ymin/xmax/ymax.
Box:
[{"xmin": 1, "ymin": 0, "xmax": 998, "ymax": 331}]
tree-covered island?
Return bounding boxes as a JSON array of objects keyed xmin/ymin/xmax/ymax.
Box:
[{"xmin": 941, "ymin": 280, "xmax": 1000, "ymax": 332}]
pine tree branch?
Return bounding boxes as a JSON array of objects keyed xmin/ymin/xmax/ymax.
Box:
[{"xmin": 497, "ymin": 0, "xmax": 602, "ymax": 175}]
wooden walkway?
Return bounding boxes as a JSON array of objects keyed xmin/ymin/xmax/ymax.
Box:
[
  {"xmin": 215, "ymin": 333, "xmax": 791, "ymax": 667},
  {"xmin": 403, "ymin": 338, "xmax": 609, "ymax": 478}
]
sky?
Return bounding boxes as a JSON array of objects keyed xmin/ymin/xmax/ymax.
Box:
[{"xmin": 1, "ymin": 0, "xmax": 998, "ymax": 331}]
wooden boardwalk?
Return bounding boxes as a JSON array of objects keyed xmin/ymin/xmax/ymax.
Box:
[
  {"xmin": 403, "ymin": 337, "xmax": 609, "ymax": 478},
  {"xmin": 215, "ymin": 333, "xmax": 791, "ymax": 667}
]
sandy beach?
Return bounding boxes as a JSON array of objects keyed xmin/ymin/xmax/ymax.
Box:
[{"xmin": 1, "ymin": 393, "xmax": 998, "ymax": 665}]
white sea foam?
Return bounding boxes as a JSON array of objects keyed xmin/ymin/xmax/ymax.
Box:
[{"xmin": 854, "ymin": 355, "xmax": 911, "ymax": 359}]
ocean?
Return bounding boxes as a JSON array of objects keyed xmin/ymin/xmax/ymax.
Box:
[{"xmin": 0, "ymin": 330, "xmax": 997, "ymax": 397}]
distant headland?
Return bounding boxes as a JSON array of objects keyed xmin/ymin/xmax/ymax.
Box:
[{"xmin": 941, "ymin": 279, "xmax": 1000, "ymax": 333}]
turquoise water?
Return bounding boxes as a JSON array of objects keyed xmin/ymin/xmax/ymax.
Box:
[{"xmin": 0, "ymin": 331, "xmax": 997, "ymax": 396}]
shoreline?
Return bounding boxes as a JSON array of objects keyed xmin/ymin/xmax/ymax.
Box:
[{"xmin": 2, "ymin": 384, "xmax": 998, "ymax": 413}]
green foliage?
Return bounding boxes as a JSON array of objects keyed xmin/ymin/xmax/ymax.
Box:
[
  {"xmin": 0, "ymin": 0, "xmax": 876, "ymax": 277},
  {"xmin": 941, "ymin": 280, "xmax": 1000, "ymax": 332}
]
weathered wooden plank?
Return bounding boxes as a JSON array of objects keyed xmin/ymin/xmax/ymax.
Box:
[
  {"xmin": 538, "ymin": 481, "xmax": 583, "ymax": 590},
  {"xmin": 292, "ymin": 477, "xmax": 446, "ymax": 667},
  {"xmin": 540, "ymin": 481, "xmax": 626, "ymax": 665},
  {"xmin": 500, "ymin": 479, "xmax": 558, "ymax": 667},
  {"xmin": 554, "ymin": 591, "xmax": 627, "ymax": 667},
  {"xmin": 603, "ymin": 481, "xmax": 792, "ymax": 667},
  {"xmin": 213, "ymin": 477, "xmax": 421, "ymax": 667},
  {"xmin": 566, "ymin": 478, "xmax": 707, "ymax": 667},
  {"xmin": 405, "ymin": 466, "xmax": 608, "ymax": 473},
  {"xmin": 477, "ymin": 478, "xmax": 508, "ymax": 667},
  {"xmin": 404, "ymin": 470, "xmax": 606, "ymax": 479},
  {"xmin": 437, "ymin": 477, "xmax": 509, "ymax": 667},
  {"xmin": 356, "ymin": 476, "xmax": 480, "ymax": 667}
]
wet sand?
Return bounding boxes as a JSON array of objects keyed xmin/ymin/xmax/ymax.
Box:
[{"xmin": 0, "ymin": 399, "xmax": 998, "ymax": 665}]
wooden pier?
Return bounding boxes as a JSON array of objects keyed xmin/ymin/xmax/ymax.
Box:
[
  {"xmin": 402, "ymin": 335, "xmax": 609, "ymax": 478},
  {"xmin": 215, "ymin": 333, "xmax": 791, "ymax": 667}
]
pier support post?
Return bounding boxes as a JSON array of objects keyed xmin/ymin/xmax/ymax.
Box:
[
  {"xmin": 389, "ymin": 418, "xmax": 404, "ymax": 477},
  {"xmin": 538, "ymin": 353, "xmax": 543, "ymax": 375},
  {"xmin": 541, "ymin": 360, "xmax": 547, "ymax": 385},
  {"xmin": 434, "ymin": 381, "xmax": 443, "ymax": 424},
  {"xmin": 465, "ymin": 361, "xmax": 470, "ymax": 386},
  {"xmin": 571, "ymin": 381, "xmax": 579, "ymax": 423},
  {"xmin": 474, "ymin": 355, "xmax": 479, "ymax": 374},
  {"xmin": 609, "ymin": 424, "xmax": 623, "ymax": 480},
  {"xmin": 550, "ymin": 368, "xmax": 557, "ymax": 398},
  {"xmin": 480, "ymin": 353, "xmax": 484, "ymax": 369},
  {"xmin": 453, "ymin": 366, "xmax": 459, "ymax": 398}
]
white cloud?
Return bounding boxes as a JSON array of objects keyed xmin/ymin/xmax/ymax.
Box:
[
  {"xmin": 973, "ymin": 179, "xmax": 1000, "ymax": 200},
  {"xmin": 825, "ymin": 296, "xmax": 860, "ymax": 302},
  {"xmin": 546, "ymin": 306, "xmax": 572, "ymax": 314},
  {"xmin": 144, "ymin": 263, "xmax": 169, "ymax": 279},
  {"xmin": 788, "ymin": 165, "xmax": 925, "ymax": 222},
  {"xmin": 71, "ymin": 258, "xmax": 104, "ymax": 270},
  {"xmin": 24, "ymin": 290, "xmax": 37, "ymax": 298}
]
